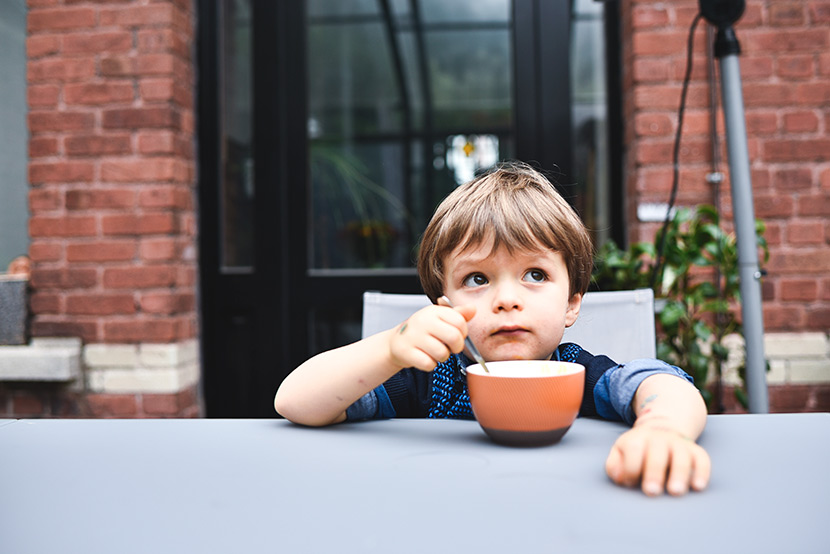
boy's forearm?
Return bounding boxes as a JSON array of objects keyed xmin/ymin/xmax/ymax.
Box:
[
  {"xmin": 274, "ymin": 329, "xmax": 402, "ymax": 426},
  {"xmin": 631, "ymin": 373, "xmax": 707, "ymax": 440},
  {"xmin": 607, "ymin": 373, "xmax": 711, "ymax": 496}
]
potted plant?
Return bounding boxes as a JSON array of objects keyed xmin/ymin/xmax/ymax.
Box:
[
  {"xmin": 592, "ymin": 205, "xmax": 768, "ymax": 409},
  {"xmin": 310, "ymin": 146, "xmax": 412, "ymax": 269}
]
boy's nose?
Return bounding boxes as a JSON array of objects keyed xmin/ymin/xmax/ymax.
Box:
[{"xmin": 492, "ymin": 283, "xmax": 523, "ymax": 312}]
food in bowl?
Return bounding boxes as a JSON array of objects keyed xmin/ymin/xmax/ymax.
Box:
[{"xmin": 466, "ymin": 360, "xmax": 585, "ymax": 446}]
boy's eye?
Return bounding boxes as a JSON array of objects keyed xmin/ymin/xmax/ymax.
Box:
[
  {"xmin": 523, "ymin": 269, "xmax": 547, "ymax": 283},
  {"xmin": 463, "ymin": 273, "xmax": 488, "ymax": 287}
]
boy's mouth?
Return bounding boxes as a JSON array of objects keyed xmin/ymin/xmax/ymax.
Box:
[{"xmin": 491, "ymin": 325, "xmax": 529, "ymax": 338}]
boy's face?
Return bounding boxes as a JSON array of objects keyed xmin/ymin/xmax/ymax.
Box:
[{"xmin": 442, "ymin": 238, "xmax": 582, "ymax": 362}]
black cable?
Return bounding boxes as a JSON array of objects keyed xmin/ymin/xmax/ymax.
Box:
[{"xmin": 650, "ymin": 13, "xmax": 704, "ymax": 290}]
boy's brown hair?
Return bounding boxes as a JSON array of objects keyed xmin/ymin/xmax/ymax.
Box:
[{"xmin": 417, "ymin": 161, "xmax": 594, "ymax": 302}]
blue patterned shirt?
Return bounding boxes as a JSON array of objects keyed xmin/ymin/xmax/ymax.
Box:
[{"xmin": 345, "ymin": 343, "xmax": 693, "ymax": 425}]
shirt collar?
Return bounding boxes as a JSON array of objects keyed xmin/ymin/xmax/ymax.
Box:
[{"xmin": 458, "ymin": 347, "xmax": 561, "ymax": 370}]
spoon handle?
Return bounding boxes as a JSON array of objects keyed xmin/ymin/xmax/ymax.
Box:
[{"xmin": 464, "ymin": 338, "xmax": 489, "ymax": 373}]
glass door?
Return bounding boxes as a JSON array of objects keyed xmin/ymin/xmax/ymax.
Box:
[
  {"xmin": 198, "ymin": 0, "xmax": 619, "ymax": 416},
  {"xmin": 571, "ymin": 0, "xmax": 617, "ymax": 247},
  {"xmin": 307, "ymin": 0, "xmax": 514, "ymax": 272},
  {"xmin": 305, "ymin": 0, "xmax": 517, "ymax": 352}
]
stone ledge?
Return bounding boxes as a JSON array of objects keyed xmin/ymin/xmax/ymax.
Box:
[
  {"xmin": 86, "ymin": 362, "xmax": 199, "ymax": 394},
  {"xmin": 720, "ymin": 332, "xmax": 830, "ymax": 386},
  {"xmin": 0, "ymin": 337, "xmax": 82, "ymax": 382},
  {"xmin": 84, "ymin": 340, "xmax": 200, "ymax": 394},
  {"xmin": 765, "ymin": 332, "xmax": 828, "ymax": 358},
  {"xmin": 84, "ymin": 339, "xmax": 198, "ymax": 369}
]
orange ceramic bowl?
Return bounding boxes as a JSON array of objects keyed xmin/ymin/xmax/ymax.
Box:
[{"xmin": 466, "ymin": 360, "xmax": 585, "ymax": 446}]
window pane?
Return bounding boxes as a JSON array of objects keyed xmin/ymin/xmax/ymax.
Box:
[
  {"xmin": 571, "ymin": 1, "xmax": 610, "ymax": 246},
  {"xmin": 395, "ymin": 30, "xmax": 424, "ymax": 131},
  {"xmin": 220, "ymin": 0, "xmax": 254, "ymax": 269},
  {"xmin": 308, "ymin": 0, "xmax": 379, "ymax": 18},
  {"xmin": 307, "ymin": 0, "xmax": 515, "ymax": 272},
  {"xmin": 0, "ymin": 0, "xmax": 28, "ymax": 268},
  {"xmin": 427, "ymin": 29, "xmax": 512, "ymax": 132},
  {"xmin": 419, "ymin": 0, "xmax": 509, "ymax": 23},
  {"xmin": 308, "ymin": 22, "xmax": 402, "ymax": 136},
  {"xmin": 310, "ymin": 142, "xmax": 411, "ymax": 269}
]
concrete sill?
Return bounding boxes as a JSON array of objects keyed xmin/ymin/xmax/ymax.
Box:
[{"xmin": 0, "ymin": 338, "xmax": 82, "ymax": 382}]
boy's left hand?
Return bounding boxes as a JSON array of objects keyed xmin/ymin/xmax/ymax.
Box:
[{"xmin": 605, "ymin": 424, "xmax": 711, "ymax": 496}]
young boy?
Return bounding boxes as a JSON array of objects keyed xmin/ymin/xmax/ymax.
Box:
[{"xmin": 275, "ymin": 162, "xmax": 710, "ymax": 497}]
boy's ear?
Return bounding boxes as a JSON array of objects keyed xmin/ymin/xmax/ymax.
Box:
[{"xmin": 564, "ymin": 293, "xmax": 582, "ymax": 328}]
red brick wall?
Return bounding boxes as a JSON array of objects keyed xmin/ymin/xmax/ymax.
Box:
[
  {"xmin": 0, "ymin": 386, "xmax": 200, "ymax": 418},
  {"xmin": 621, "ymin": 0, "xmax": 830, "ymax": 333},
  {"xmin": 720, "ymin": 384, "xmax": 830, "ymax": 413},
  {"xmin": 26, "ymin": 0, "xmax": 197, "ymax": 345},
  {"xmin": 15, "ymin": 0, "xmax": 199, "ymax": 418}
]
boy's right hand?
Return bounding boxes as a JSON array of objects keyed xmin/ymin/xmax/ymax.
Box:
[{"xmin": 388, "ymin": 304, "xmax": 475, "ymax": 372}]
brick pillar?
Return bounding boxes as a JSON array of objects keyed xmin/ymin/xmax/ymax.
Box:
[
  {"xmin": 622, "ymin": 0, "xmax": 830, "ymax": 332},
  {"xmin": 619, "ymin": 0, "xmax": 830, "ymax": 411},
  {"xmin": 25, "ymin": 0, "xmax": 200, "ymax": 417}
]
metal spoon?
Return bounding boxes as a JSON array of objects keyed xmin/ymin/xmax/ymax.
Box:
[{"xmin": 439, "ymin": 296, "xmax": 489, "ymax": 373}]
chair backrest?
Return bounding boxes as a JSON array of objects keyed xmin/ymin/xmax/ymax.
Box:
[{"xmin": 361, "ymin": 288, "xmax": 656, "ymax": 363}]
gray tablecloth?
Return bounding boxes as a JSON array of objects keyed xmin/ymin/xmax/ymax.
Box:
[{"xmin": 1, "ymin": 414, "xmax": 828, "ymax": 553}]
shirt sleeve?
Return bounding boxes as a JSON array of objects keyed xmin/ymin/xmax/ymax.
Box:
[
  {"xmin": 570, "ymin": 346, "xmax": 617, "ymax": 419},
  {"xmin": 593, "ymin": 359, "xmax": 694, "ymax": 425},
  {"xmin": 344, "ymin": 367, "xmax": 431, "ymax": 421},
  {"xmin": 382, "ymin": 367, "xmax": 431, "ymax": 418},
  {"xmin": 345, "ymin": 385, "xmax": 396, "ymax": 421}
]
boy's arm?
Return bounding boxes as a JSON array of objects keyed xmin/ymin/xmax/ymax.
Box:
[
  {"xmin": 275, "ymin": 329, "xmax": 403, "ymax": 426},
  {"xmin": 605, "ymin": 373, "xmax": 711, "ymax": 496},
  {"xmin": 274, "ymin": 304, "xmax": 471, "ymax": 426}
]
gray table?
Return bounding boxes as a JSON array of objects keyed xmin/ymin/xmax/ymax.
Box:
[{"xmin": 1, "ymin": 414, "xmax": 828, "ymax": 554}]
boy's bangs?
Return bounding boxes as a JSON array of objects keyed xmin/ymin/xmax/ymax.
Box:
[
  {"xmin": 417, "ymin": 161, "xmax": 594, "ymax": 301},
  {"xmin": 452, "ymin": 192, "xmax": 564, "ymax": 257}
]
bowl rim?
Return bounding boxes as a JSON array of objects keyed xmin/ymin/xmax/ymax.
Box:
[{"xmin": 466, "ymin": 360, "xmax": 585, "ymax": 378}]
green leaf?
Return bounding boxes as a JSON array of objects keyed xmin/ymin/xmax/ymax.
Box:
[
  {"xmin": 590, "ymin": 202, "xmax": 753, "ymax": 411},
  {"xmin": 697, "ymin": 204, "xmax": 719, "ymax": 221},
  {"xmin": 734, "ymin": 387, "xmax": 749, "ymax": 409},
  {"xmin": 712, "ymin": 342, "xmax": 729, "ymax": 361},
  {"xmin": 636, "ymin": 242, "xmax": 657, "ymax": 258},
  {"xmin": 656, "ymin": 342, "xmax": 674, "ymax": 363},
  {"xmin": 661, "ymin": 266, "xmax": 678, "ymax": 295},
  {"xmin": 659, "ymin": 301, "xmax": 686, "ymax": 327},
  {"xmin": 700, "ymin": 388, "xmax": 713, "ymax": 408},
  {"xmin": 701, "ymin": 298, "xmax": 729, "ymax": 313},
  {"xmin": 693, "ymin": 320, "xmax": 712, "ymax": 341}
]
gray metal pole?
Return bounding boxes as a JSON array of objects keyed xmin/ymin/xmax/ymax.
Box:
[{"xmin": 718, "ymin": 52, "xmax": 769, "ymax": 413}]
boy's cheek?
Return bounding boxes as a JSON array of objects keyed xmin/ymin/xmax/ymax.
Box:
[{"xmin": 465, "ymin": 328, "xmax": 487, "ymax": 352}]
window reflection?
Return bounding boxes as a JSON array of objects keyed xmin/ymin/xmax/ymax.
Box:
[
  {"xmin": 571, "ymin": 0, "xmax": 610, "ymax": 246},
  {"xmin": 0, "ymin": 0, "xmax": 28, "ymax": 268},
  {"xmin": 446, "ymin": 135, "xmax": 500, "ymax": 185},
  {"xmin": 418, "ymin": 0, "xmax": 508, "ymax": 23},
  {"xmin": 220, "ymin": 0, "xmax": 254, "ymax": 270},
  {"xmin": 426, "ymin": 29, "xmax": 512, "ymax": 131},
  {"xmin": 307, "ymin": 0, "xmax": 513, "ymax": 271}
]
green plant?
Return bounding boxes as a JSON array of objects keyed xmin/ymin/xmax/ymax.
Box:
[
  {"xmin": 592, "ymin": 205, "xmax": 768, "ymax": 409},
  {"xmin": 311, "ymin": 146, "xmax": 410, "ymax": 230},
  {"xmin": 310, "ymin": 145, "xmax": 413, "ymax": 268},
  {"xmin": 342, "ymin": 219, "xmax": 399, "ymax": 268}
]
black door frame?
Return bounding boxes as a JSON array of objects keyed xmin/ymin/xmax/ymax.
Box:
[
  {"xmin": 198, "ymin": 0, "xmax": 309, "ymax": 417},
  {"xmin": 198, "ymin": 0, "xmax": 619, "ymax": 417},
  {"xmin": 514, "ymin": 0, "xmax": 573, "ymax": 179}
]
